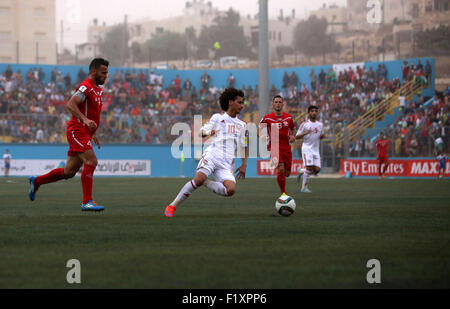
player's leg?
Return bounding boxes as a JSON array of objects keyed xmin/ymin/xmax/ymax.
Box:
[
  {"xmin": 378, "ymin": 159, "xmax": 383, "ymax": 178},
  {"xmin": 300, "ymin": 151, "xmax": 314, "ymax": 192},
  {"xmin": 165, "ymin": 170, "xmax": 208, "ymax": 217},
  {"xmin": 222, "ymin": 180, "xmax": 236, "ymax": 196},
  {"xmin": 303, "ymin": 152, "xmax": 321, "ymax": 192},
  {"xmin": 77, "ymin": 149, "xmax": 104, "ymax": 211},
  {"xmin": 297, "ymin": 152, "xmax": 308, "ymax": 183},
  {"xmin": 312, "ymin": 153, "xmax": 322, "ymax": 176},
  {"xmin": 276, "ymin": 163, "xmax": 287, "ymax": 195},
  {"xmin": 29, "ymin": 155, "xmax": 81, "ymax": 201},
  {"xmin": 284, "ymin": 151, "xmax": 292, "ymax": 178},
  {"xmin": 277, "ymin": 151, "xmax": 292, "ymax": 195},
  {"xmin": 301, "ymin": 167, "xmax": 314, "ymax": 192},
  {"xmin": 205, "ymin": 167, "xmax": 236, "ymax": 197},
  {"xmin": 383, "ymin": 159, "xmax": 389, "ymax": 178}
]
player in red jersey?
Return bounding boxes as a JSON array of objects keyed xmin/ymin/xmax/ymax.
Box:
[
  {"xmin": 259, "ymin": 95, "xmax": 296, "ymax": 196},
  {"xmin": 28, "ymin": 58, "xmax": 109, "ymax": 211},
  {"xmin": 376, "ymin": 131, "xmax": 391, "ymax": 179}
]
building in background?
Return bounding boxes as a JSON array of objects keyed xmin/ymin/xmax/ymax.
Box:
[
  {"xmin": 125, "ymin": 0, "xmax": 220, "ymax": 46},
  {"xmin": 245, "ymin": 9, "xmax": 298, "ymax": 61},
  {"xmin": 411, "ymin": 0, "xmax": 450, "ymax": 30},
  {"xmin": 309, "ymin": 3, "xmax": 348, "ymax": 35},
  {"xmin": 346, "ymin": 0, "xmax": 412, "ymax": 32},
  {"xmin": 0, "ymin": 0, "xmax": 56, "ymax": 64},
  {"xmin": 86, "ymin": 0, "xmax": 298, "ymax": 64}
]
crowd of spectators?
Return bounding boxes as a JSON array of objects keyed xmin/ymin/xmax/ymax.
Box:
[
  {"xmin": 0, "ymin": 65, "xmax": 259, "ymax": 144},
  {"xmin": 0, "ymin": 60, "xmax": 447, "ymax": 158},
  {"xmin": 347, "ymin": 89, "xmax": 449, "ymax": 158}
]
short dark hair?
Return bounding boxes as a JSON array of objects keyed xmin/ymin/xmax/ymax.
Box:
[
  {"xmin": 219, "ymin": 88, "xmax": 244, "ymax": 111},
  {"xmin": 308, "ymin": 105, "xmax": 319, "ymax": 112},
  {"xmin": 89, "ymin": 58, "xmax": 109, "ymax": 71},
  {"xmin": 272, "ymin": 95, "xmax": 283, "ymax": 102}
]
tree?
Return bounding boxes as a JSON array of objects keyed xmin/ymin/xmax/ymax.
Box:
[
  {"xmin": 292, "ymin": 15, "xmax": 340, "ymax": 62},
  {"xmin": 196, "ymin": 8, "xmax": 253, "ymax": 60},
  {"xmin": 144, "ymin": 31, "xmax": 188, "ymax": 63},
  {"xmin": 98, "ymin": 23, "xmax": 129, "ymax": 66},
  {"xmin": 276, "ymin": 45, "xmax": 293, "ymax": 64},
  {"xmin": 131, "ymin": 41, "xmax": 144, "ymax": 63}
]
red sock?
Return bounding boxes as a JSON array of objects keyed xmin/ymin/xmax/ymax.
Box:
[
  {"xmin": 277, "ymin": 172, "xmax": 286, "ymax": 194},
  {"xmin": 81, "ymin": 164, "xmax": 96, "ymax": 204},
  {"xmin": 35, "ymin": 168, "xmax": 65, "ymax": 188}
]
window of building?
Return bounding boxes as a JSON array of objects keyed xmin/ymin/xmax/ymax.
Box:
[
  {"xmin": 0, "ymin": 6, "xmax": 10, "ymax": 16},
  {"xmin": 34, "ymin": 32, "xmax": 46, "ymax": 42},
  {"xmin": 412, "ymin": 4, "xmax": 419, "ymax": 17},
  {"xmin": 0, "ymin": 31, "xmax": 11, "ymax": 43},
  {"xmin": 34, "ymin": 7, "xmax": 46, "ymax": 16},
  {"xmin": 278, "ymin": 32, "xmax": 282, "ymax": 41},
  {"xmin": 0, "ymin": 56, "xmax": 12, "ymax": 62}
]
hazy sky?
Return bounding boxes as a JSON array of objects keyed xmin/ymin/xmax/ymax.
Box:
[{"xmin": 56, "ymin": 0, "xmax": 347, "ymax": 52}]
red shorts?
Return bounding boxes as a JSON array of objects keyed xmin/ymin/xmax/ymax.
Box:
[
  {"xmin": 271, "ymin": 149, "xmax": 292, "ymax": 175},
  {"xmin": 378, "ymin": 155, "xmax": 389, "ymax": 164},
  {"xmin": 67, "ymin": 128, "xmax": 93, "ymax": 156}
]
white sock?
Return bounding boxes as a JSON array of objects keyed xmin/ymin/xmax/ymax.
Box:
[
  {"xmin": 204, "ymin": 179, "xmax": 228, "ymax": 196},
  {"xmin": 171, "ymin": 180, "xmax": 198, "ymax": 207},
  {"xmin": 302, "ymin": 170, "xmax": 311, "ymax": 189}
]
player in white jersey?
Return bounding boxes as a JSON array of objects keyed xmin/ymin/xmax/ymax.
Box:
[
  {"xmin": 164, "ymin": 88, "xmax": 248, "ymax": 217},
  {"xmin": 3, "ymin": 149, "xmax": 11, "ymax": 177},
  {"xmin": 295, "ymin": 105, "xmax": 325, "ymax": 193}
]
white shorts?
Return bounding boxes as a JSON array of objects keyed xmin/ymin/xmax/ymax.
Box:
[
  {"xmin": 302, "ymin": 150, "xmax": 321, "ymax": 168},
  {"xmin": 197, "ymin": 154, "xmax": 236, "ymax": 183}
]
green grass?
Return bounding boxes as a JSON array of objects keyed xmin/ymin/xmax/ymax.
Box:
[{"xmin": 0, "ymin": 177, "xmax": 449, "ymax": 288}]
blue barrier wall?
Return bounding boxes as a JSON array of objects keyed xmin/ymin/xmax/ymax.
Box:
[
  {"xmin": 0, "ymin": 57, "xmax": 435, "ymax": 97},
  {"xmin": 0, "ymin": 144, "xmax": 258, "ymax": 177}
]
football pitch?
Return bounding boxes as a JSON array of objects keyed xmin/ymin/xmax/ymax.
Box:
[{"xmin": 0, "ymin": 177, "xmax": 449, "ymax": 289}]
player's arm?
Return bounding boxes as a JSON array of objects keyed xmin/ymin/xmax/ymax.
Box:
[
  {"xmin": 257, "ymin": 119, "xmax": 268, "ymax": 138},
  {"xmin": 295, "ymin": 127, "xmax": 312, "ymax": 140},
  {"xmin": 199, "ymin": 115, "xmax": 218, "ymax": 138},
  {"xmin": 92, "ymin": 134, "xmax": 101, "ymax": 149},
  {"xmin": 236, "ymin": 129, "xmax": 248, "ymax": 180},
  {"xmin": 66, "ymin": 92, "xmax": 97, "ymax": 131},
  {"xmin": 289, "ymin": 120, "xmax": 296, "ymax": 143},
  {"xmin": 236, "ymin": 148, "xmax": 247, "ymax": 180}
]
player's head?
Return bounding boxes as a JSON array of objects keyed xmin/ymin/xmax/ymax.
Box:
[
  {"xmin": 272, "ymin": 95, "xmax": 284, "ymax": 113},
  {"xmin": 5, "ymin": 149, "xmax": 8, "ymax": 154},
  {"xmin": 307, "ymin": 105, "xmax": 319, "ymax": 120},
  {"xmin": 219, "ymin": 88, "xmax": 245, "ymax": 114},
  {"xmin": 89, "ymin": 58, "xmax": 109, "ymax": 85}
]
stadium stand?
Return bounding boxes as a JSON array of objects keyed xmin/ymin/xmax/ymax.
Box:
[{"xmin": 0, "ymin": 59, "xmax": 447, "ymax": 158}]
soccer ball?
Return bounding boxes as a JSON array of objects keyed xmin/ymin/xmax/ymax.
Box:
[{"xmin": 275, "ymin": 195, "xmax": 296, "ymax": 216}]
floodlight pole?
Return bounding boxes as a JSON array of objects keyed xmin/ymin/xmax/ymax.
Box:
[{"xmin": 258, "ymin": 0, "xmax": 269, "ymax": 121}]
